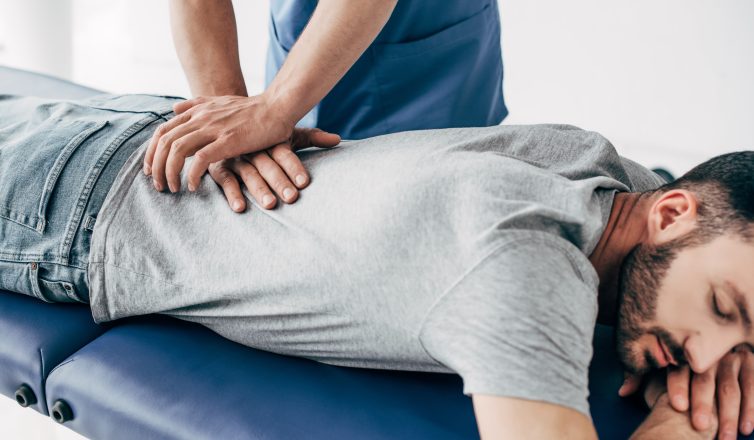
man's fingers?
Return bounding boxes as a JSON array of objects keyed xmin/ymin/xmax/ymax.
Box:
[
  {"xmin": 229, "ymin": 158, "xmax": 277, "ymax": 209},
  {"xmin": 716, "ymin": 353, "xmax": 742, "ymax": 440},
  {"xmin": 248, "ymin": 152, "xmax": 299, "ymax": 204},
  {"xmin": 208, "ymin": 161, "xmax": 246, "ymax": 213},
  {"xmin": 690, "ymin": 366, "xmax": 717, "ymax": 431},
  {"xmin": 738, "ymin": 349, "xmax": 754, "ymax": 435},
  {"xmin": 618, "ymin": 372, "xmax": 642, "ymax": 397},
  {"xmin": 269, "ymin": 143, "xmax": 310, "ymax": 189},
  {"xmin": 667, "ymin": 365, "xmax": 691, "ymax": 411},
  {"xmin": 144, "ymin": 112, "xmax": 191, "ymax": 175}
]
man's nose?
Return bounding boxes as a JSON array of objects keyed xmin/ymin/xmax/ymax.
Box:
[{"xmin": 684, "ymin": 338, "xmax": 735, "ymax": 374}]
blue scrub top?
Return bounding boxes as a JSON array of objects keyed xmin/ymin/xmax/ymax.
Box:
[{"xmin": 266, "ymin": 0, "xmax": 507, "ymax": 139}]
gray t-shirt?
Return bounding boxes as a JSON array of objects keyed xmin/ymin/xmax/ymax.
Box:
[{"xmin": 88, "ymin": 124, "xmax": 665, "ymax": 416}]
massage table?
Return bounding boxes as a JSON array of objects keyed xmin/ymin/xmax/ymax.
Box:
[{"xmin": 0, "ymin": 65, "xmax": 733, "ymax": 439}]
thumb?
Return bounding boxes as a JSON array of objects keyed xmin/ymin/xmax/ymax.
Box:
[
  {"xmin": 618, "ymin": 372, "xmax": 643, "ymax": 397},
  {"xmin": 292, "ymin": 128, "xmax": 340, "ymax": 150}
]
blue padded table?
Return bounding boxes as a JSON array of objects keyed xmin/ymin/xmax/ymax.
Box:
[{"xmin": 0, "ymin": 291, "xmax": 104, "ymax": 415}]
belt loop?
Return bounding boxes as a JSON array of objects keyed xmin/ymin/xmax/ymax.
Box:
[{"xmin": 83, "ymin": 215, "xmax": 97, "ymax": 232}]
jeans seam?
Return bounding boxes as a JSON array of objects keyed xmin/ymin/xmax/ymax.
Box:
[{"xmin": 61, "ymin": 114, "xmax": 159, "ymax": 265}]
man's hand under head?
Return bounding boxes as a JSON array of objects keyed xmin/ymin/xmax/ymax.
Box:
[
  {"xmin": 620, "ymin": 346, "xmax": 754, "ymax": 439},
  {"xmin": 207, "ymin": 128, "xmax": 341, "ymax": 212}
]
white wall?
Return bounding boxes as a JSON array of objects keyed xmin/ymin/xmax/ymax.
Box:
[
  {"xmin": 499, "ymin": 0, "xmax": 754, "ymax": 175},
  {"xmin": 1, "ymin": 0, "xmax": 752, "ymax": 176}
]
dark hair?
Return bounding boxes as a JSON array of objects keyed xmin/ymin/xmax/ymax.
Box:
[{"xmin": 649, "ymin": 151, "xmax": 754, "ymax": 242}]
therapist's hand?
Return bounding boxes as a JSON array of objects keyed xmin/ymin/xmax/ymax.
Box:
[
  {"xmin": 208, "ymin": 127, "xmax": 340, "ymax": 212},
  {"xmin": 620, "ymin": 345, "xmax": 754, "ymax": 439},
  {"xmin": 143, "ymin": 94, "xmax": 296, "ymax": 193}
]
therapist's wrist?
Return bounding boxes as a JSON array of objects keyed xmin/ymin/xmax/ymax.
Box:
[{"xmin": 262, "ymin": 84, "xmax": 308, "ymax": 130}]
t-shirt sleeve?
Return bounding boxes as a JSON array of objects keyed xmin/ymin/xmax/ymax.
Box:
[{"xmin": 418, "ymin": 236, "xmax": 598, "ymax": 417}]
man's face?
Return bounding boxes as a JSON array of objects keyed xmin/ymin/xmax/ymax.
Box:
[{"xmin": 616, "ymin": 233, "xmax": 754, "ymax": 375}]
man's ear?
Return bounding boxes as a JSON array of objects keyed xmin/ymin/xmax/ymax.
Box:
[{"xmin": 646, "ymin": 189, "xmax": 699, "ymax": 244}]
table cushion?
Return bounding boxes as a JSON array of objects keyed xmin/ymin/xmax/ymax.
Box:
[
  {"xmin": 45, "ymin": 315, "xmax": 479, "ymax": 440},
  {"xmin": 0, "ymin": 291, "xmax": 105, "ymax": 414}
]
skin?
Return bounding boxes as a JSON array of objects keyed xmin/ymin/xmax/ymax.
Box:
[
  {"xmin": 475, "ymin": 189, "xmax": 754, "ymax": 439},
  {"xmin": 145, "ymin": 0, "xmax": 398, "ymax": 211},
  {"xmin": 590, "ymin": 190, "xmax": 754, "ymax": 439}
]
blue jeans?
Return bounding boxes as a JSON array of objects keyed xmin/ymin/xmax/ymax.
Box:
[{"xmin": 0, "ymin": 94, "xmax": 182, "ymax": 304}]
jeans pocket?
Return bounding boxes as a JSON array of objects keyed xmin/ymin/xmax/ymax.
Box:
[
  {"xmin": 0, "ymin": 104, "xmax": 108, "ymax": 233},
  {"xmin": 29, "ymin": 262, "xmax": 83, "ymax": 303}
]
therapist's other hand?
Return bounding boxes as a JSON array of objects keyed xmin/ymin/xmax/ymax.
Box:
[
  {"xmin": 619, "ymin": 346, "xmax": 754, "ymax": 439},
  {"xmin": 209, "ymin": 127, "xmax": 340, "ymax": 212},
  {"xmin": 143, "ymin": 94, "xmax": 295, "ymax": 193}
]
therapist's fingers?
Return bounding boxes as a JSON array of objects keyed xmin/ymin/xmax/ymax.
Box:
[
  {"xmin": 716, "ymin": 352, "xmax": 742, "ymax": 440},
  {"xmin": 268, "ymin": 143, "xmax": 309, "ymax": 189},
  {"xmin": 290, "ymin": 128, "xmax": 341, "ymax": 151},
  {"xmin": 208, "ymin": 160, "xmax": 246, "ymax": 213},
  {"xmin": 667, "ymin": 365, "xmax": 691, "ymax": 412},
  {"xmin": 172, "ymin": 96, "xmax": 206, "ymax": 115},
  {"xmin": 165, "ymin": 130, "xmax": 214, "ymax": 193},
  {"xmin": 144, "ymin": 112, "xmax": 191, "ymax": 176},
  {"xmin": 186, "ymin": 136, "xmax": 235, "ymax": 192},
  {"xmin": 739, "ymin": 349, "xmax": 754, "ymax": 435},
  {"xmin": 690, "ymin": 365, "xmax": 717, "ymax": 431},
  {"xmin": 150, "ymin": 122, "xmax": 199, "ymax": 192},
  {"xmin": 248, "ymin": 151, "xmax": 299, "ymax": 204},
  {"xmin": 229, "ymin": 158, "xmax": 277, "ymax": 210}
]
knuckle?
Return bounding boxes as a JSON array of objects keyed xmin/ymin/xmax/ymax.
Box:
[
  {"xmin": 252, "ymin": 184, "xmax": 270, "ymax": 195},
  {"xmin": 171, "ymin": 139, "xmax": 184, "ymax": 152},
  {"xmin": 220, "ymin": 174, "xmax": 236, "ymax": 186},
  {"xmin": 719, "ymin": 383, "xmax": 739, "ymax": 399},
  {"xmin": 194, "ymin": 150, "xmax": 208, "ymax": 163}
]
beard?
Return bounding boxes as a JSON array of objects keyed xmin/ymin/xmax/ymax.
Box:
[{"xmin": 614, "ymin": 240, "xmax": 687, "ymax": 375}]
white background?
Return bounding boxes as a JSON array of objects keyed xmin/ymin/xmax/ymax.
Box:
[{"xmin": 0, "ymin": 1, "xmax": 753, "ymax": 438}]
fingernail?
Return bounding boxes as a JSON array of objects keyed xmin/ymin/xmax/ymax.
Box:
[
  {"xmin": 262, "ymin": 195, "xmax": 274, "ymax": 207},
  {"xmin": 283, "ymin": 188, "xmax": 295, "ymax": 200},
  {"xmin": 168, "ymin": 183, "xmax": 176, "ymax": 193},
  {"xmin": 743, "ymin": 421, "xmax": 753, "ymax": 434},
  {"xmin": 721, "ymin": 430, "xmax": 736, "ymax": 440},
  {"xmin": 232, "ymin": 200, "xmax": 242, "ymax": 211},
  {"xmin": 694, "ymin": 413, "xmax": 709, "ymax": 429},
  {"xmin": 154, "ymin": 180, "xmax": 162, "ymax": 192},
  {"xmin": 188, "ymin": 182, "xmax": 195, "ymax": 192},
  {"xmin": 143, "ymin": 164, "xmax": 151, "ymax": 175},
  {"xmin": 295, "ymin": 174, "xmax": 307, "ymax": 186}
]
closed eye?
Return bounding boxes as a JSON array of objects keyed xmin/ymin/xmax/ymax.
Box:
[{"xmin": 713, "ymin": 291, "xmax": 734, "ymax": 321}]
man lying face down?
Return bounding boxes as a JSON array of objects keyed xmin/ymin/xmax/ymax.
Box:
[{"xmin": 1, "ymin": 94, "xmax": 753, "ymax": 439}]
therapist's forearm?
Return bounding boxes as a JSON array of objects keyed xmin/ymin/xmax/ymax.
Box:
[
  {"xmin": 169, "ymin": 0, "xmax": 247, "ymax": 96},
  {"xmin": 264, "ymin": 0, "xmax": 398, "ymax": 127}
]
